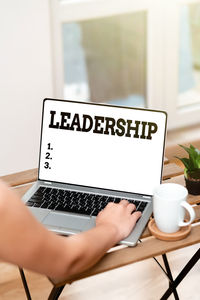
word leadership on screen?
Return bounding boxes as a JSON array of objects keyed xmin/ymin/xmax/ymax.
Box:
[{"xmin": 49, "ymin": 110, "xmax": 158, "ymax": 140}]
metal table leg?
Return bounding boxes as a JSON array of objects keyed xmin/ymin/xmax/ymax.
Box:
[
  {"xmin": 160, "ymin": 248, "xmax": 200, "ymax": 300},
  {"xmin": 48, "ymin": 285, "xmax": 65, "ymax": 300},
  {"xmin": 18, "ymin": 268, "xmax": 32, "ymax": 300},
  {"xmin": 162, "ymin": 254, "xmax": 179, "ymax": 300},
  {"xmin": 153, "ymin": 255, "xmax": 179, "ymax": 300}
]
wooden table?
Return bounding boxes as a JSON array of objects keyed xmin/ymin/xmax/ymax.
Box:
[{"xmin": 1, "ymin": 161, "xmax": 200, "ymax": 300}]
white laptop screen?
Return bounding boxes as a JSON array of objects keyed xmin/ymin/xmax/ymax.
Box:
[{"xmin": 39, "ymin": 99, "xmax": 167, "ymax": 196}]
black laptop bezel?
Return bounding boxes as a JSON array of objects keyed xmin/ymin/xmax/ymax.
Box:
[{"xmin": 37, "ymin": 98, "xmax": 167, "ymax": 197}]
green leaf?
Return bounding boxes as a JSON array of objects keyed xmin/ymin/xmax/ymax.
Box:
[
  {"xmin": 178, "ymin": 144, "xmax": 191, "ymax": 155},
  {"xmin": 175, "ymin": 156, "xmax": 190, "ymax": 170},
  {"xmin": 189, "ymin": 145, "xmax": 200, "ymax": 169},
  {"xmin": 190, "ymin": 145, "xmax": 200, "ymax": 158},
  {"xmin": 193, "ymin": 146, "xmax": 200, "ymax": 168},
  {"xmin": 184, "ymin": 168, "xmax": 188, "ymax": 179},
  {"xmin": 196, "ymin": 157, "xmax": 200, "ymax": 168},
  {"xmin": 176, "ymin": 144, "xmax": 200, "ymax": 175},
  {"xmin": 195, "ymin": 148, "xmax": 200, "ymax": 155},
  {"xmin": 179, "ymin": 144, "xmax": 189, "ymax": 152},
  {"xmin": 187, "ymin": 169, "xmax": 200, "ymax": 179}
]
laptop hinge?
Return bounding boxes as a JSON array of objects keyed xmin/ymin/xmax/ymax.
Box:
[{"xmin": 43, "ymin": 181, "xmax": 52, "ymax": 185}]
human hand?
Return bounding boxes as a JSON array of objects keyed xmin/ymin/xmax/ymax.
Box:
[{"xmin": 96, "ymin": 200, "xmax": 142, "ymax": 242}]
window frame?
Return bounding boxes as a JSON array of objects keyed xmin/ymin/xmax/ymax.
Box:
[
  {"xmin": 162, "ymin": 0, "xmax": 200, "ymax": 129},
  {"xmin": 50, "ymin": 0, "xmax": 200, "ymax": 130}
]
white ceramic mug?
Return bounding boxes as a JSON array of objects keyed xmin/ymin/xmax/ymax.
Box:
[{"xmin": 153, "ymin": 183, "xmax": 195, "ymax": 233}]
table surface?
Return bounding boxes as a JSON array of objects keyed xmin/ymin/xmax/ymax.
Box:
[{"xmin": 1, "ymin": 160, "xmax": 200, "ymax": 287}]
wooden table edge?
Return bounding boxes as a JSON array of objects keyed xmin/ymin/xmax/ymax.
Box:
[{"xmin": 49, "ymin": 224, "xmax": 200, "ymax": 287}]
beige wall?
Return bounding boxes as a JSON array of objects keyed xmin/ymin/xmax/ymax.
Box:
[{"xmin": 0, "ymin": 0, "xmax": 53, "ymax": 176}]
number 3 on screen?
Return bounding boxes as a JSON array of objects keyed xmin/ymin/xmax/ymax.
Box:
[{"xmin": 44, "ymin": 162, "xmax": 50, "ymax": 169}]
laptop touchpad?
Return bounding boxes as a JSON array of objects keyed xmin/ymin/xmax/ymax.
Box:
[{"xmin": 43, "ymin": 212, "xmax": 90, "ymax": 231}]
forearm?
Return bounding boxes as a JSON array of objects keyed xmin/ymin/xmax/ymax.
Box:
[
  {"xmin": 0, "ymin": 182, "xmax": 118, "ymax": 280},
  {"xmin": 56, "ymin": 223, "xmax": 119, "ymax": 281},
  {"xmin": 0, "ymin": 182, "xmax": 67, "ymax": 276},
  {"xmin": 11, "ymin": 222, "xmax": 119, "ymax": 281},
  {"xmin": 0, "ymin": 181, "xmax": 139, "ymax": 282},
  {"xmin": 0, "ymin": 187, "xmax": 62, "ymax": 275}
]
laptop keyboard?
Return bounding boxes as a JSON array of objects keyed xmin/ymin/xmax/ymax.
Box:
[{"xmin": 26, "ymin": 187, "xmax": 148, "ymax": 217}]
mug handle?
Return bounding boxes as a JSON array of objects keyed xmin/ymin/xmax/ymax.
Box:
[{"xmin": 178, "ymin": 201, "xmax": 195, "ymax": 227}]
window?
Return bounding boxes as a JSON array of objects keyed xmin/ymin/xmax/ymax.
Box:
[
  {"xmin": 50, "ymin": 0, "xmax": 200, "ymax": 129},
  {"xmin": 62, "ymin": 12, "xmax": 147, "ymax": 107},
  {"xmin": 179, "ymin": 3, "xmax": 200, "ymax": 106},
  {"xmin": 163, "ymin": 0, "xmax": 200, "ymax": 129}
]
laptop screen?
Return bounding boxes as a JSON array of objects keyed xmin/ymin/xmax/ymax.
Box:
[{"xmin": 39, "ymin": 99, "xmax": 167, "ymax": 196}]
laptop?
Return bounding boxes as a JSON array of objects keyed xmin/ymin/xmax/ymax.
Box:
[{"xmin": 22, "ymin": 98, "xmax": 167, "ymax": 246}]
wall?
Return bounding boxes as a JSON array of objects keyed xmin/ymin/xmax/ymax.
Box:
[{"xmin": 0, "ymin": 0, "xmax": 53, "ymax": 176}]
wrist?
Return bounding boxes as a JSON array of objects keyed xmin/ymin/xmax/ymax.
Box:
[{"xmin": 96, "ymin": 222, "xmax": 121, "ymax": 245}]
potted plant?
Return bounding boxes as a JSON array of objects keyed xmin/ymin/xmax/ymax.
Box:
[{"xmin": 176, "ymin": 144, "xmax": 200, "ymax": 195}]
